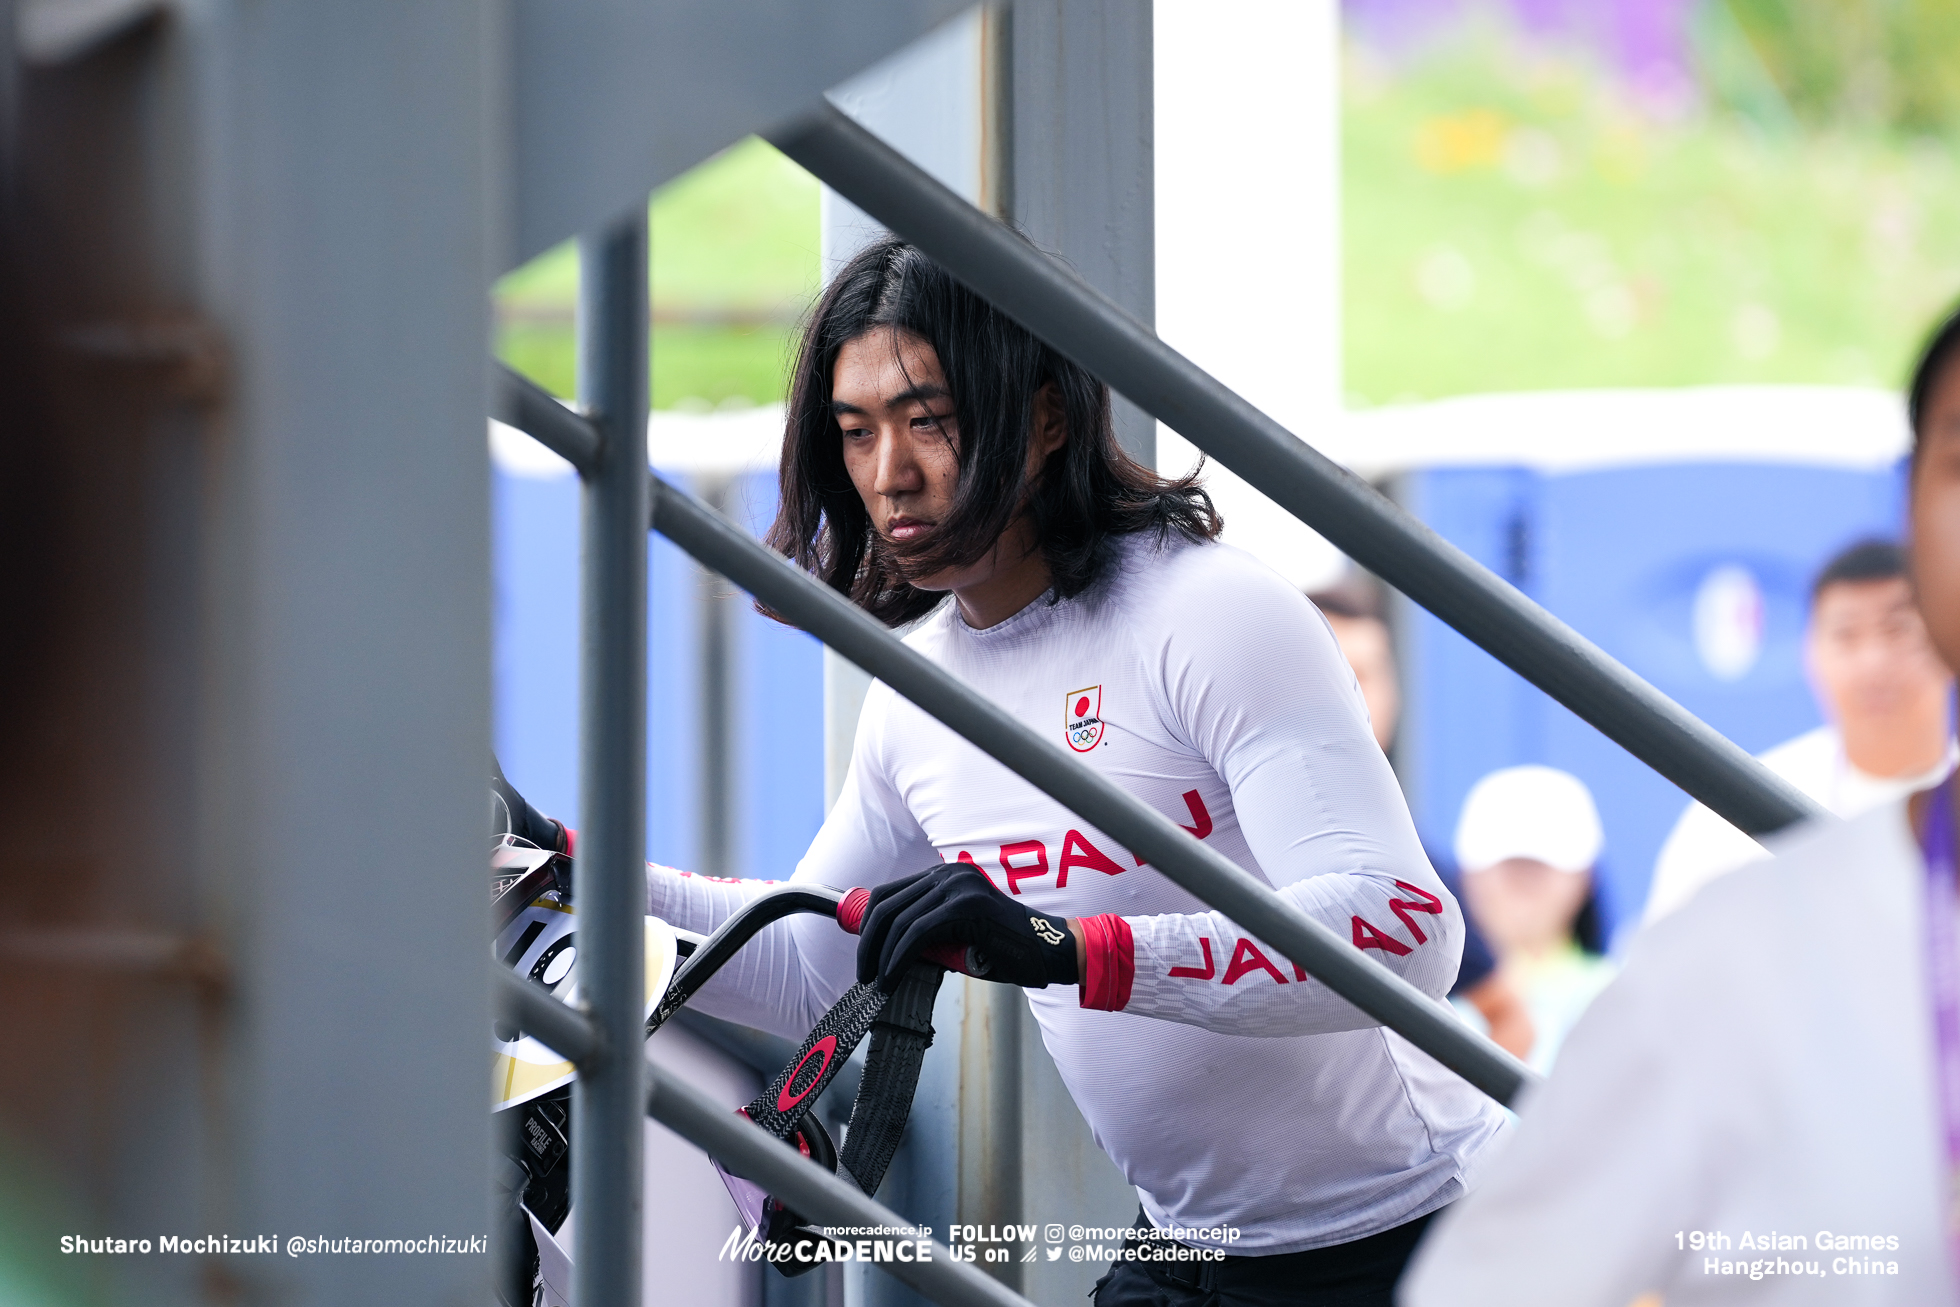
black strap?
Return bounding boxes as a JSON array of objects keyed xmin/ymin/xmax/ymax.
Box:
[
  {"xmin": 736, "ymin": 966, "xmax": 945, "ymax": 1280},
  {"xmin": 742, "ymin": 981, "xmax": 886, "ymax": 1141},
  {"xmin": 838, "ymin": 965, "xmax": 941, "ymax": 1195},
  {"xmin": 739, "ymin": 964, "xmax": 944, "ymax": 1190}
]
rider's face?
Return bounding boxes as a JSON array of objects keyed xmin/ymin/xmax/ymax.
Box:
[
  {"xmin": 832, "ymin": 328, "xmax": 964, "ymax": 584},
  {"xmin": 831, "ymin": 329, "xmax": 1068, "ymax": 630}
]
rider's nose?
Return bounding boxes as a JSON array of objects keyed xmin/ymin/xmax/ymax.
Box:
[{"xmin": 873, "ymin": 431, "xmax": 921, "ymax": 497}]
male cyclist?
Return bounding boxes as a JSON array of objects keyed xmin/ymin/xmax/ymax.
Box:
[{"xmin": 517, "ymin": 237, "xmax": 1506, "ymax": 1305}]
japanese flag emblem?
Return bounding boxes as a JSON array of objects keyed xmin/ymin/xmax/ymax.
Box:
[{"xmin": 1065, "ymin": 686, "xmax": 1105, "ymax": 752}]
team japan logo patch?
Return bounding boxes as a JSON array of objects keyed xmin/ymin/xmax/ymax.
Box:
[{"xmin": 1065, "ymin": 685, "xmax": 1105, "ymax": 752}]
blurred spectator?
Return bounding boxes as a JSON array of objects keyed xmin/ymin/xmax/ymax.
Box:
[
  {"xmin": 1644, "ymin": 539, "xmax": 1955, "ymax": 925},
  {"xmin": 1312, "ymin": 584, "xmax": 1401, "ymax": 757},
  {"xmin": 1399, "ymin": 309, "xmax": 1960, "ymax": 1307},
  {"xmin": 1453, "ymin": 766, "xmax": 1613, "ymax": 1074},
  {"xmin": 1313, "ymin": 585, "xmax": 1534, "ymax": 1059}
]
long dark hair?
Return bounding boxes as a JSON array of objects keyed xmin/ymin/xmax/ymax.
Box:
[
  {"xmin": 1910, "ymin": 302, "xmax": 1960, "ymax": 452},
  {"xmin": 764, "ymin": 236, "xmax": 1221, "ymax": 626}
]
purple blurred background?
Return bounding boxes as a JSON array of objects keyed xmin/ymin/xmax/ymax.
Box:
[{"xmin": 1344, "ymin": 0, "xmax": 1702, "ymax": 111}]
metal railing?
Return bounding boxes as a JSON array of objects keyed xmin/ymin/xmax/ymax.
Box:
[
  {"xmin": 499, "ymin": 221, "xmax": 1047, "ymax": 1307},
  {"xmin": 764, "ymin": 102, "xmax": 1825, "ymax": 844},
  {"xmin": 494, "ymin": 971, "xmax": 1031, "ymax": 1307},
  {"xmin": 494, "ymin": 96, "xmax": 1836, "ymax": 1307},
  {"xmin": 499, "ymin": 356, "xmax": 1539, "ymax": 1100}
]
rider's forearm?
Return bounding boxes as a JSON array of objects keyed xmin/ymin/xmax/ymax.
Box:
[
  {"xmin": 1075, "ymin": 870, "xmax": 1464, "ymax": 1037},
  {"xmin": 644, "ymin": 861, "xmax": 779, "ymax": 935}
]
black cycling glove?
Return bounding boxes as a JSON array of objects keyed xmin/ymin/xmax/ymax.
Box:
[
  {"xmin": 856, "ymin": 863, "xmax": 1078, "ymax": 992},
  {"xmin": 492, "ymin": 754, "xmax": 569, "ymax": 854}
]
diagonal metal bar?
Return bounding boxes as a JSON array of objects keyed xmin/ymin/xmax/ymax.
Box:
[
  {"xmin": 491, "ymin": 966, "xmax": 603, "ymax": 1069},
  {"xmin": 495, "ymin": 363, "xmax": 601, "ymax": 476},
  {"xmin": 645, "ymin": 472, "xmax": 1536, "ymax": 1106},
  {"xmin": 644, "ymin": 1053, "xmax": 1038, "ymax": 1307},
  {"xmin": 766, "ymin": 102, "xmax": 1823, "ymax": 842}
]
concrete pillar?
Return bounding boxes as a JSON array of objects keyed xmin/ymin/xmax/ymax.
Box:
[
  {"xmin": 1005, "ymin": 0, "xmax": 1156, "ymax": 464},
  {"xmin": 4, "ymin": 4, "xmax": 496, "ymax": 1302}
]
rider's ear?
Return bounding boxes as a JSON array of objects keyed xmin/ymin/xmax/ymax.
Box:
[{"xmin": 1030, "ymin": 383, "xmax": 1068, "ymax": 470}]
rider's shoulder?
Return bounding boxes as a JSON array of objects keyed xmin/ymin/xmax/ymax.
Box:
[{"xmin": 1115, "ymin": 532, "xmax": 1309, "ymax": 625}]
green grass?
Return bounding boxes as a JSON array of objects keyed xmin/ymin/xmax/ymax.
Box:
[
  {"xmin": 500, "ymin": 39, "xmax": 1960, "ymax": 414},
  {"xmin": 647, "ymin": 138, "xmax": 822, "ymax": 314},
  {"xmin": 498, "ymin": 322, "xmax": 801, "ymax": 411},
  {"xmin": 1342, "ymin": 32, "xmax": 1960, "ymax": 405},
  {"xmin": 1722, "ymin": 0, "xmax": 1960, "ymax": 138},
  {"xmin": 496, "ymin": 136, "xmax": 819, "ymax": 408}
]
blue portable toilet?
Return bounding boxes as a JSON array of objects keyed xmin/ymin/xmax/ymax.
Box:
[{"xmin": 1342, "ymin": 387, "xmax": 1912, "ymax": 944}]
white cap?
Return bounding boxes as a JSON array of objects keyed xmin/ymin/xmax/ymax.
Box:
[{"xmin": 1453, "ymin": 765, "xmax": 1603, "ymax": 874}]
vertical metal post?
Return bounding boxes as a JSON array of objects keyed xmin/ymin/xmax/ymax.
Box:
[
  {"xmin": 958, "ymin": 985, "xmax": 1023, "ymax": 1292},
  {"xmin": 574, "ymin": 209, "xmax": 650, "ymax": 1306}
]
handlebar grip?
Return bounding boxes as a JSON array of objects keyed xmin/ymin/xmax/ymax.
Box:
[
  {"xmin": 834, "ymin": 887, "xmax": 979, "ymax": 976},
  {"xmin": 922, "ymin": 943, "xmax": 977, "ymax": 974},
  {"xmin": 836, "ymin": 887, "xmax": 871, "ymax": 935}
]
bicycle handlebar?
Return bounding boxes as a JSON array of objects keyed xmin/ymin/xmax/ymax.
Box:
[
  {"xmin": 647, "ymin": 885, "xmax": 846, "ymax": 1035},
  {"xmin": 646, "ymin": 884, "xmax": 981, "ymax": 1039}
]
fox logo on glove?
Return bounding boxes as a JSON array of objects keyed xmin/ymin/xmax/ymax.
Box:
[
  {"xmin": 1030, "ymin": 916, "xmax": 1068, "ymax": 946},
  {"xmin": 1065, "ymin": 685, "xmax": 1105, "ymax": 752}
]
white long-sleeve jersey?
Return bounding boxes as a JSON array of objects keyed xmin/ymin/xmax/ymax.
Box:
[{"xmin": 648, "ymin": 532, "xmax": 1507, "ymax": 1253}]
